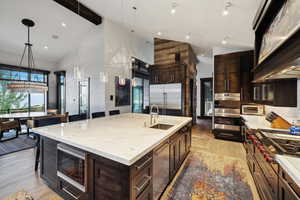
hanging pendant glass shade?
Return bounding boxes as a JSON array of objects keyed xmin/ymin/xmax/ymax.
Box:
[
  {"xmin": 7, "ymin": 81, "xmax": 48, "ymax": 93},
  {"xmin": 7, "ymin": 19, "xmax": 48, "ymax": 93},
  {"xmin": 119, "ymin": 76, "xmax": 126, "ymax": 86}
]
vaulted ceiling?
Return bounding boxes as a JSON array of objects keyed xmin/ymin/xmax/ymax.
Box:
[{"xmin": 0, "ymin": 0, "xmax": 261, "ymax": 64}]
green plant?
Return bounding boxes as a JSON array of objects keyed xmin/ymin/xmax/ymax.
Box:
[{"xmin": 0, "ymin": 81, "xmax": 28, "ymax": 114}]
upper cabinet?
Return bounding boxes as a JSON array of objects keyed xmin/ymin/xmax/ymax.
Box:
[
  {"xmin": 253, "ymin": 0, "xmax": 300, "ymax": 81},
  {"xmin": 252, "ymin": 78, "xmax": 297, "ymax": 107},
  {"xmin": 214, "ymin": 51, "xmax": 253, "ymax": 102}
]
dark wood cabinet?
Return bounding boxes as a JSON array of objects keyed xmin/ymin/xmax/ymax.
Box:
[
  {"xmin": 214, "ymin": 51, "xmax": 253, "ymax": 95},
  {"xmin": 279, "ymin": 167, "xmax": 300, "ymax": 200},
  {"xmin": 252, "ymin": 78, "xmax": 297, "ymax": 107},
  {"xmin": 150, "ymin": 65, "xmax": 185, "ymax": 84},
  {"xmin": 40, "ymin": 123, "xmax": 192, "ymax": 200},
  {"xmin": 40, "ymin": 137, "xmax": 59, "ymax": 187}
]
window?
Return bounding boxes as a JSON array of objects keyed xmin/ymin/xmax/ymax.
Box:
[
  {"xmin": 55, "ymin": 71, "xmax": 66, "ymax": 114},
  {"xmin": 0, "ymin": 65, "xmax": 48, "ymax": 114}
]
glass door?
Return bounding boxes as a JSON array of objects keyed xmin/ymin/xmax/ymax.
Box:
[
  {"xmin": 201, "ymin": 78, "xmax": 213, "ymax": 117},
  {"xmin": 79, "ymin": 78, "xmax": 90, "ymax": 116},
  {"xmin": 132, "ymin": 78, "xmax": 143, "ymax": 113}
]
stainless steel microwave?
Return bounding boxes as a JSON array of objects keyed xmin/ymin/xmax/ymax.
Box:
[{"xmin": 241, "ymin": 104, "xmax": 264, "ymax": 116}]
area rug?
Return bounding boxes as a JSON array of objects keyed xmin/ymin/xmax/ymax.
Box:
[
  {"xmin": 0, "ymin": 135, "xmax": 36, "ymax": 156},
  {"xmin": 1, "ymin": 190, "xmax": 33, "ymax": 200},
  {"xmin": 166, "ymin": 151, "xmax": 254, "ymax": 200}
]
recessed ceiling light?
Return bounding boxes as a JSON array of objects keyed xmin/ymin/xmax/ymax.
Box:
[
  {"xmin": 222, "ymin": 39, "xmax": 228, "ymax": 45},
  {"xmin": 61, "ymin": 22, "xmax": 66, "ymax": 27},
  {"xmin": 185, "ymin": 34, "xmax": 190, "ymax": 40},
  {"xmin": 44, "ymin": 46, "xmax": 48, "ymax": 50},
  {"xmin": 157, "ymin": 32, "xmax": 162, "ymax": 36}
]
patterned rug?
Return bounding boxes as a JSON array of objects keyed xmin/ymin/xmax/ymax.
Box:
[
  {"xmin": 0, "ymin": 135, "xmax": 36, "ymax": 156},
  {"xmin": 1, "ymin": 190, "xmax": 33, "ymax": 200},
  {"xmin": 166, "ymin": 151, "xmax": 254, "ymax": 200}
]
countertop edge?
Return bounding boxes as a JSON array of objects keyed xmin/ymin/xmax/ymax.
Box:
[{"xmin": 34, "ymin": 118, "xmax": 192, "ymax": 166}]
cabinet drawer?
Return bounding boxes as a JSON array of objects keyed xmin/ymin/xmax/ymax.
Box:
[
  {"xmin": 130, "ymin": 152, "xmax": 153, "ymax": 177},
  {"xmin": 136, "ymin": 184, "xmax": 153, "ymax": 200},
  {"xmin": 131, "ymin": 164, "xmax": 152, "ymax": 199}
]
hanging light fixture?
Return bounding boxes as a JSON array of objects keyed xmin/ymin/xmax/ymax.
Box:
[
  {"xmin": 8, "ymin": 19, "xmax": 48, "ymax": 93},
  {"xmin": 222, "ymin": 2, "xmax": 232, "ymax": 16}
]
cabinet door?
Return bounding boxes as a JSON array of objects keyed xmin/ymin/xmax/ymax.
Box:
[
  {"xmin": 279, "ymin": 180, "xmax": 300, "ymax": 200},
  {"xmin": 169, "ymin": 140, "xmax": 179, "ymax": 179},
  {"xmin": 179, "ymin": 134, "xmax": 186, "ymax": 164},
  {"xmin": 227, "ymin": 72, "xmax": 241, "ymax": 93},
  {"xmin": 41, "ymin": 137, "xmax": 58, "ymax": 187},
  {"xmin": 186, "ymin": 129, "xmax": 191, "ymax": 152},
  {"xmin": 214, "ymin": 73, "xmax": 227, "ymax": 93}
]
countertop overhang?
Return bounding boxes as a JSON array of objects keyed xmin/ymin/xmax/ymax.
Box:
[{"xmin": 33, "ymin": 113, "xmax": 192, "ymax": 166}]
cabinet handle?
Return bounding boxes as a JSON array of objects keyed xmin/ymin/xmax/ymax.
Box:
[
  {"xmin": 227, "ymin": 80, "xmax": 230, "ymax": 91},
  {"xmin": 135, "ymin": 175, "xmax": 152, "ymax": 192},
  {"xmin": 224, "ymin": 80, "xmax": 227, "ymax": 91},
  {"xmin": 135, "ymin": 157, "xmax": 152, "ymax": 170},
  {"xmin": 62, "ymin": 187, "xmax": 81, "ymax": 200},
  {"xmin": 241, "ymin": 88, "xmax": 243, "ymax": 100}
]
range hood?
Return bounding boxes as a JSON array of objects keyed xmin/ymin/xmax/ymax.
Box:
[{"xmin": 255, "ymin": 58, "xmax": 300, "ymax": 82}]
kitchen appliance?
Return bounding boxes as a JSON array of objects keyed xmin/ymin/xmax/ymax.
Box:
[
  {"xmin": 215, "ymin": 93, "xmax": 240, "ymax": 101},
  {"xmin": 242, "ymin": 104, "xmax": 264, "ymax": 115},
  {"xmin": 153, "ymin": 141, "xmax": 170, "ymax": 200},
  {"xmin": 150, "ymin": 83, "xmax": 182, "ymax": 115},
  {"xmin": 213, "ymin": 93, "xmax": 242, "ymax": 141},
  {"xmin": 57, "ymin": 143, "xmax": 87, "ymax": 198}
]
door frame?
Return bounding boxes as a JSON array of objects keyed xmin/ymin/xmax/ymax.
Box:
[{"xmin": 200, "ymin": 77, "xmax": 213, "ymax": 119}]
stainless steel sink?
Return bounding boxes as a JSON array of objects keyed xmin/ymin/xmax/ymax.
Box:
[{"xmin": 150, "ymin": 123, "xmax": 174, "ymax": 130}]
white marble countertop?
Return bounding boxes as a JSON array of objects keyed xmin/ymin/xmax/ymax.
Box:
[
  {"xmin": 33, "ymin": 113, "xmax": 192, "ymax": 166},
  {"xmin": 276, "ymin": 155, "xmax": 300, "ymax": 187},
  {"xmin": 0, "ymin": 112, "xmax": 48, "ymax": 119},
  {"xmin": 241, "ymin": 114, "xmax": 293, "ymax": 132}
]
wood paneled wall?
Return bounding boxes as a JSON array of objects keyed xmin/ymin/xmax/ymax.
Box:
[{"xmin": 153, "ymin": 38, "xmax": 198, "ymax": 121}]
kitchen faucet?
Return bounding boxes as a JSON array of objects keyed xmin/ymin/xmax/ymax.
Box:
[{"xmin": 150, "ymin": 104, "xmax": 159, "ymax": 125}]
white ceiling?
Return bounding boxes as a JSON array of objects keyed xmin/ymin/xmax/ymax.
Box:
[
  {"xmin": 81, "ymin": 0, "xmax": 261, "ymax": 56},
  {"xmin": 0, "ymin": 0, "xmax": 95, "ymax": 64},
  {"xmin": 0, "ymin": 0, "xmax": 261, "ymax": 64}
]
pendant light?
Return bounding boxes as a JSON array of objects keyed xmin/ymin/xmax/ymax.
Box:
[{"xmin": 7, "ymin": 19, "xmax": 48, "ymax": 93}]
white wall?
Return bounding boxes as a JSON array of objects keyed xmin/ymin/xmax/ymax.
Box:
[
  {"xmin": 57, "ymin": 19, "xmax": 154, "ymax": 116},
  {"xmin": 196, "ymin": 56, "xmax": 213, "ymax": 116},
  {"xmin": 0, "ymin": 49, "xmax": 58, "ymax": 108},
  {"xmin": 103, "ymin": 20, "xmax": 154, "ymax": 115},
  {"xmin": 57, "ymin": 26, "xmax": 105, "ymax": 115}
]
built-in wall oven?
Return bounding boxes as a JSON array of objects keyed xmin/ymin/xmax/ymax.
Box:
[
  {"xmin": 213, "ymin": 93, "xmax": 242, "ymax": 141},
  {"xmin": 57, "ymin": 143, "xmax": 87, "ymax": 199}
]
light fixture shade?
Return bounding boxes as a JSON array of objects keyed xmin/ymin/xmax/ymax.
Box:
[{"xmin": 7, "ymin": 81, "xmax": 48, "ymax": 93}]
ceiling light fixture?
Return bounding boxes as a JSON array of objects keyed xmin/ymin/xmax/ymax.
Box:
[
  {"xmin": 61, "ymin": 22, "xmax": 67, "ymax": 27},
  {"xmin": 171, "ymin": 2, "xmax": 178, "ymax": 15},
  {"xmin": 185, "ymin": 33, "xmax": 191, "ymax": 40},
  {"xmin": 157, "ymin": 31, "xmax": 162, "ymax": 36},
  {"xmin": 44, "ymin": 46, "xmax": 49, "ymax": 50},
  {"xmin": 8, "ymin": 19, "xmax": 48, "ymax": 93},
  {"xmin": 222, "ymin": 37, "xmax": 229, "ymax": 45},
  {"xmin": 222, "ymin": 2, "xmax": 232, "ymax": 16}
]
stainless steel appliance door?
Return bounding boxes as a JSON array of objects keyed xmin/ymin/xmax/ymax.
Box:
[
  {"xmin": 215, "ymin": 93, "xmax": 240, "ymax": 101},
  {"xmin": 150, "ymin": 84, "xmax": 165, "ymax": 109},
  {"xmin": 153, "ymin": 142, "xmax": 170, "ymax": 200},
  {"xmin": 164, "ymin": 83, "xmax": 182, "ymax": 110}
]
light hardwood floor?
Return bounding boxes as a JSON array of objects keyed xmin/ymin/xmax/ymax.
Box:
[{"xmin": 0, "ymin": 123, "xmax": 259, "ymax": 200}]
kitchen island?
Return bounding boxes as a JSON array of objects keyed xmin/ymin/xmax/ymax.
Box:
[{"xmin": 33, "ymin": 113, "xmax": 192, "ymax": 200}]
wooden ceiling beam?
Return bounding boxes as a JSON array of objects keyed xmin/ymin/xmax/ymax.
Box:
[{"xmin": 53, "ymin": 0, "xmax": 102, "ymax": 25}]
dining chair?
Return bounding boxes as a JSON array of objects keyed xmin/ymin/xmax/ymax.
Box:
[
  {"xmin": 109, "ymin": 110, "xmax": 120, "ymax": 116},
  {"xmin": 31, "ymin": 117, "xmax": 62, "ymax": 171},
  {"xmin": 92, "ymin": 112, "xmax": 106, "ymax": 119},
  {"xmin": 0, "ymin": 120, "xmax": 20, "ymax": 142},
  {"xmin": 69, "ymin": 113, "xmax": 88, "ymax": 122}
]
